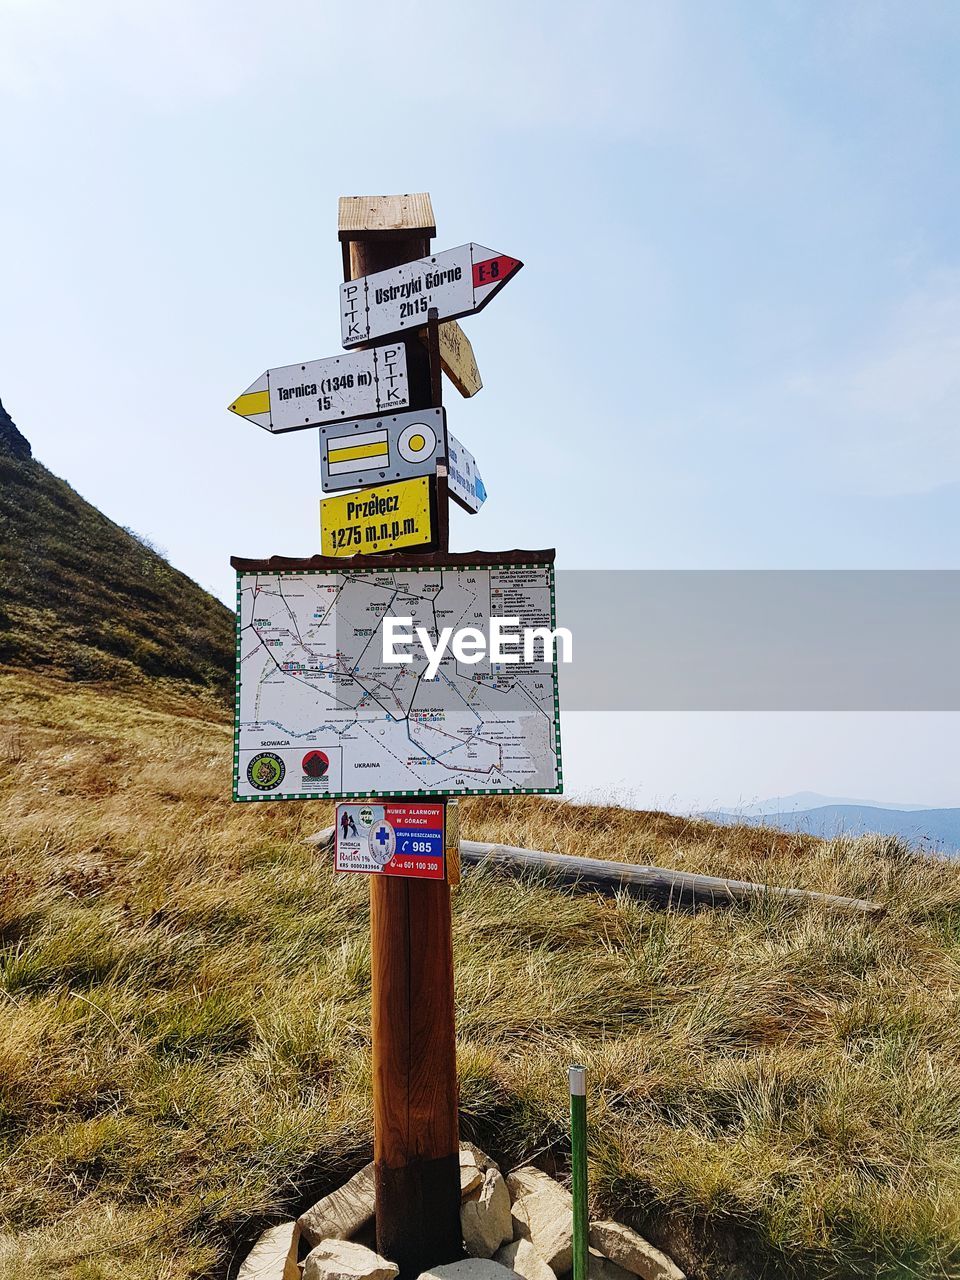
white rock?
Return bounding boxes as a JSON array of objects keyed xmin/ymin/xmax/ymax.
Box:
[
  {"xmin": 461, "ymin": 1168, "xmax": 513, "ymax": 1258},
  {"xmin": 298, "ymin": 1164, "xmax": 377, "ymax": 1246},
  {"xmin": 460, "ymin": 1149, "xmax": 484, "ymax": 1197},
  {"xmin": 302, "ymin": 1239, "xmax": 399, "ymax": 1280},
  {"xmin": 238, "ymin": 1221, "xmax": 300, "ymax": 1280},
  {"xmin": 493, "ymin": 1238, "xmax": 557, "ymax": 1280},
  {"xmin": 420, "ymin": 1261, "xmax": 517, "ymax": 1280},
  {"xmin": 505, "ymin": 1167, "xmax": 559, "ymax": 1200},
  {"xmin": 587, "ymin": 1248, "xmax": 637, "ymax": 1280},
  {"xmin": 589, "ymin": 1222, "xmax": 685, "ymax": 1280},
  {"xmin": 505, "ymin": 1169, "xmax": 573, "ymax": 1275}
]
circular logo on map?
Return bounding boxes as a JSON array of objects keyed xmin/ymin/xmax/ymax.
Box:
[
  {"xmin": 358, "ymin": 807, "xmax": 374, "ymax": 828},
  {"xmin": 397, "ymin": 419, "xmax": 437, "ymax": 465},
  {"xmin": 368, "ymin": 819, "xmax": 396, "ymax": 867},
  {"xmin": 247, "ymin": 752, "xmax": 285, "ymax": 791},
  {"xmin": 302, "ymin": 750, "xmax": 329, "ymax": 779}
]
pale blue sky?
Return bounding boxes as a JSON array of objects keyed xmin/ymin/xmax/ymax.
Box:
[{"xmin": 2, "ymin": 1, "xmax": 958, "ymax": 808}]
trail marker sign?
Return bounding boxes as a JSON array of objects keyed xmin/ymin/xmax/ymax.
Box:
[
  {"xmin": 320, "ymin": 407, "xmax": 446, "ymax": 494},
  {"xmin": 228, "ymin": 344, "xmax": 408, "ymax": 433},
  {"xmin": 319, "ymin": 475, "xmax": 434, "ymax": 556},
  {"xmin": 335, "ymin": 802, "xmax": 446, "ymax": 879},
  {"xmin": 341, "ymin": 243, "xmax": 522, "ymax": 346},
  {"xmin": 446, "ymin": 431, "xmax": 486, "ymax": 514}
]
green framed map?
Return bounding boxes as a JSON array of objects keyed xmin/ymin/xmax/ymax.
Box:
[{"xmin": 233, "ymin": 558, "xmax": 563, "ymax": 801}]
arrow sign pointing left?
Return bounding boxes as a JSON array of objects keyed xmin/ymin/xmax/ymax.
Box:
[
  {"xmin": 340, "ymin": 243, "xmax": 522, "ymax": 347},
  {"xmin": 228, "ymin": 343, "xmax": 409, "ymax": 433}
]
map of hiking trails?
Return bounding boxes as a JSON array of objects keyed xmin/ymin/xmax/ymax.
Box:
[{"xmin": 234, "ymin": 560, "xmax": 562, "ymax": 799}]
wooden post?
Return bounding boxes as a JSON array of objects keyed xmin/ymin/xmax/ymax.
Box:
[
  {"xmin": 339, "ymin": 194, "xmax": 462, "ymax": 1279},
  {"xmin": 427, "ymin": 307, "xmax": 444, "ymax": 410}
]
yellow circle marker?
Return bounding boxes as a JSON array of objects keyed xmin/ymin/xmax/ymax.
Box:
[{"xmin": 397, "ymin": 418, "xmax": 438, "ymax": 464}]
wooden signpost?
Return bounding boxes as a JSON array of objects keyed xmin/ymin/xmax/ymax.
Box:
[
  {"xmin": 340, "ymin": 195, "xmax": 463, "ymax": 1277},
  {"xmin": 230, "ymin": 192, "xmax": 553, "ymax": 1279}
]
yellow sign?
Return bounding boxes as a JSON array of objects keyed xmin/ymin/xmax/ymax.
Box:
[{"xmin": 319, "ymin": 476, "xmax": 434, "ymax": 557}]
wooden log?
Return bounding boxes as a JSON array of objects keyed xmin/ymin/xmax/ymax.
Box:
[
  {"xmin": 455, "ymin": 840, "xmax": 885, "ymax": 915},
  {"xmin": 306, "ymin": 828, "xmax": 884, "ymax": 915}
]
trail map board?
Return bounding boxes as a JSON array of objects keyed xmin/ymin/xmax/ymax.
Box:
[{"xmin": 234, "ymin": 561, "xmax": 562, "ymax": 800}]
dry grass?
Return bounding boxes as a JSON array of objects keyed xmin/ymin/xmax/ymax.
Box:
[{"xmin": 1, "ymin": 669, "xmax": 959, "ymax": 1279}]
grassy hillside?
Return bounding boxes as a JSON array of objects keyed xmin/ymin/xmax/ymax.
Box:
[
  {"xmin": 0, "ymin": 399, "xmax": 233, "ymax": 699},
  {"xmin": 1, "ymin": 671, "xmax": 959, "ymax": 1279}
]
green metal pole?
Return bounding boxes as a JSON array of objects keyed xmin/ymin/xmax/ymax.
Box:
[{"xmin": 570, "ymin": 1065, "xmax": 589, "ymax": 1280}]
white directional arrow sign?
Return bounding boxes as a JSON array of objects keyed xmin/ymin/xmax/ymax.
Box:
[
  {"xmin": 228, "ymin": 343, "xmax": 409, "ymax": 433},
  {"xmin": 446, "ymin": 431, "xmax": 486, "ymax": 514},
  {"xmin": 340, "ymin": 243, "xmax": 522, "ymax": 347}
]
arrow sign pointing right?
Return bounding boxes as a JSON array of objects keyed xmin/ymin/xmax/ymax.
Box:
[
  {"xmin": 340, "ymin": 243, "xmax": 522, "ymax": 347},
  {"xmin": 446, "ymin": 431, "xmax": 486, "ymax": 514}
]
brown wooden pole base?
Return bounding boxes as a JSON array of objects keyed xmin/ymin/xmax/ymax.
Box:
[
  {"xmin": 375, "ymin": 1151, "xmax": 463, "ymax": 1278},
  {"xmin": 370, "ymin": 871, "xmax": 462, "ymax": 1278}
]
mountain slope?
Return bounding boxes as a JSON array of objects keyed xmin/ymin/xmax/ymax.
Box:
[{"xmin": 0, "ymin": 398, "xmax": 233, "ymax": 699}]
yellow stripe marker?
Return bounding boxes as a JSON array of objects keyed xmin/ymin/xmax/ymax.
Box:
[
  {"xmin": 328, "ymin": 441, "xmax": 389, "ymax": 465},
  {"xmin": 230, "ymin": 389, "xmax": 271, "ymax": 417}
]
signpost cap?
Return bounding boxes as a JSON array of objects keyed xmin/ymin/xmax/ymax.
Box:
[
  {"xmin": 569, "ymin": 1065, "xmax": 586, "ymax": 1095},
  {"xmin": 338, "ymin": 193, "xmax": 436, "ymax": 242}
]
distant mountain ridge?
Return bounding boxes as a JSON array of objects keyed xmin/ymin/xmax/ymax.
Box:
[
  {"xmin": 726, "ymin": 791, "xmax": 932, "ymax": 816},
  {"xmin": 0, "ymin": 397, "xmax": 234, "ymax": 699},
  {"xmin": 704, "ymin": 802, "xmax": 960, "ymax": 854}
]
